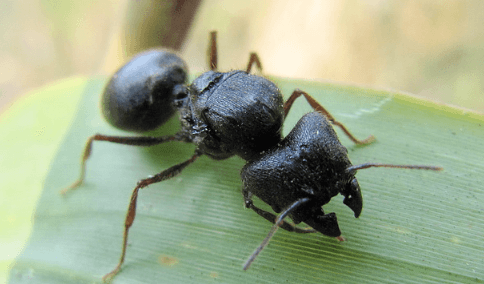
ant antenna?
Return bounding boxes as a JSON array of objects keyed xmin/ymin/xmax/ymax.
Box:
[
  {"xmin": 242, "ymin": 163, "xmax": 443, "ymax": 271},
  {"xmin": 243, "ymin": 198, "xmax": 310, "ymax": 271},
  {"xmin": 347, "ymin": 163, "xmax": 443, "ymax": 174}
]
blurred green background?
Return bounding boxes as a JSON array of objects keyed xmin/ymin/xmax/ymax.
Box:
[
  {"xmin": 0, "ymin": 0, "xmax": 484, "ymax": 280},
  {"xmin": 1, "ymin": 0, "xmax": 483, "ymax": 115},
  {"xmin": 1, "ymin": 0, "xmax": 483, "ymax": 282}
]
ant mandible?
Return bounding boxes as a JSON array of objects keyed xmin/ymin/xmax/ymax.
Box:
[{"xmin": 61, "ymin": 31, "xmax": 442, "ymax": 282}]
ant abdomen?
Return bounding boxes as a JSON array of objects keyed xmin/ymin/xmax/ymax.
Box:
[{"xmin": 101, "ymin": 49, "xmax": 188, "ymax": 132}]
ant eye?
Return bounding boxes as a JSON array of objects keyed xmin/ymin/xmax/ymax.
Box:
[
  {"xmin": 175, "ymin": 92, "xmax": 187, "ymax": 100},
  {"xmin": 173, "ymin": 85, "xmax": 188, "ymax": 100}
]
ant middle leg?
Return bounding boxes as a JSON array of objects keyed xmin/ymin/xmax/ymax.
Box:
[
  {"xmin": 60, "ymin": 132, "xmax": 189, "ymax": 195},
  {"xmin": 102, "ymin": 151, "xmax": 201, "ymax": 282},
  {"xmin": 284, "ymin": 89, "xmax": 375, "ymax": 145}
]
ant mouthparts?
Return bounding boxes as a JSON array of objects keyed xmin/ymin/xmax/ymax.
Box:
[{"xmin": 346, "ymin": 163, "xmax": 443, "ymax": 173}]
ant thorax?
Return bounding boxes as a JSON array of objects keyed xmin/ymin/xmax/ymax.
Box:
[{"xmin": 179, "ymin": 70, "xmax": 285, "ymax": 161}]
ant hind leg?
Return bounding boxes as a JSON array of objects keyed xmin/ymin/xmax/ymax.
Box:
[{"xmin": 284, "ymin": 89, "xmax": 375, "ymax": 145}]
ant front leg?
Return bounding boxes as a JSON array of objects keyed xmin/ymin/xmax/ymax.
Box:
[
  {"xmin": 284, "ymin": 89, "xmax": 375, "ymax": 145},
  {"xmin": 102, "ymin": 151, "xmax": 201, "ymax": 282},
  {"xmin": 60, "ymin": 132, "xmax": 189, "ymax": 195},
  {"xmin": 243, "ymin": 190, "xmax": 315, "ymax": 234}
]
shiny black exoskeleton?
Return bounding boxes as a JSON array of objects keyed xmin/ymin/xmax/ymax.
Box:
[
  {"xmin": 176, "ymin": 70, "xmax": 285, "ymax": 161},
  {"xmin": 102, "ymin": 50, "xmax": 188, "ymax": 132},
  {"xmin": 62, "ymin": 31, "xmax": 441, "ymax": 281},
  {"xmin": 242, "ymin": 112, "xmax": 362, "ymax": 238}
]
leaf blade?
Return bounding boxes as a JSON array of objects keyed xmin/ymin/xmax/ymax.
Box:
[{"xmin": 7, "ymin": 76, "xmax": 484, "ymax": 283}]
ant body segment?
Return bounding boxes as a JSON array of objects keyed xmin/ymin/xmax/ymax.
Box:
[{"xmin": 62, "ymin": 31, "xmax": 442, "ymax": 281}]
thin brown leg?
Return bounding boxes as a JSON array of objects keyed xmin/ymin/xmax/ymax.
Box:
[
  {"xmin": 246, "ymin": 52, "xmax": 263, "ymax": 73},
  {"xmin": 102, "ymin": 152, "xmax": 201, "ymax": 282},
  {"xmin": 60, "ymin": 133, "xmax": 187, "ymax": 195},
  {"xmin": 209, "ymin": 31, "xmax": 262, "ymax": 74},
  {"xmin": 209, "ymin": 31, "xmax": 217, "ymax": 71},
  {"xmin": 284, "ymin": 89, "xmax": 375, "ymax": 145}
]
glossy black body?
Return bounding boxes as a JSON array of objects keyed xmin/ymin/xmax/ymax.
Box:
[
  {"xmin": 176, "ymin": 70, "xmax": 285, "ymax": 161},
  {"xmin": 67, "ymin": 33, "xmax": 440, "ymax": 281},
  {"xmin": 242, "ymin": 112, "xmax": 360, "ymax": 236},
  {"xmin": 101, "ymin": 49, "xmax": 362, "ymax": 238},
  {"xmin": 102, "ymin": 50, "xmax": 188, "ymax": 132}
]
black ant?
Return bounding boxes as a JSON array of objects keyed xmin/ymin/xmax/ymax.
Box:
[{"xmin": 61, "ymin": 31, "xmax": 442, "ymax": 282}]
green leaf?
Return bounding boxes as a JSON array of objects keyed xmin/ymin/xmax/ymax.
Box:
[
  {"xmin": 0, "ymin": 77, "xmax": 86, "ymax": 284},
  {"xmin": 5, "ymin": 76, "xmax": 484, "ymax": 283}
]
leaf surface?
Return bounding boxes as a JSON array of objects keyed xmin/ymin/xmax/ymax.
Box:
[{"xmin": 5, "ymin": 76, "xmax": 484, "ymax": 283}]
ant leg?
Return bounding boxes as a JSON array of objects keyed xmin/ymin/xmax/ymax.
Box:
[
  {"xmin": 245, "ymin": 53, "xmax": 263, "ymax": 73},
  {"xmin": 209, "ymin": 31, "xmax": 217, "ymax": 71},
  {"xmin": 284, "ymin": 89, "xmax": 375, "ymax": 145},
  {"xmin": 102, "ymin": 152, "xmax": 201, "ymax": 282},
  {"xmin": 243, "ymin": 197, "xmax": 311, "ymax": 270},
  {"xmin": 243, "ymin": 190, "xmax": 315, "ymax": 234},
  {"xmin": 208, "ymin": 31, "xmax": 262, "ymax": 73},
  {"xmin": 60, "ymin": 133, "xmax": 188, "ymax": 195}
]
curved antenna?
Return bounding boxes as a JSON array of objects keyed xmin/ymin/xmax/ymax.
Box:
[
  {"xmin": 347, "ymin": 163, "xmax": 443, "ymax": 174},
  {"xmin": 243, "ymin": 197, "xmax": 310, "ymax": 271}
]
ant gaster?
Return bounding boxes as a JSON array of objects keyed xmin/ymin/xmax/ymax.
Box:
[{"xmin": 61, "ymin": 31, "xmax": 442, "ymax": 281}]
